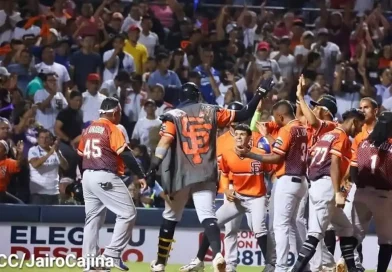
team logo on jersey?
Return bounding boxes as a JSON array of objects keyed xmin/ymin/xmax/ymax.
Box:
[{"xmin": 250, "ymin": 161, "xmax": 262, "ymax": 175}]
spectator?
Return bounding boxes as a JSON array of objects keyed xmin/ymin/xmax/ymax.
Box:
[
  {"xmin": 138, "ymin": 16, "xmax": 159, "ymax": 57},
  {"xmin": 294, "ymin": 31, "xmax": 315, "ymax": 74},
  {"xmin": 82, "ymin": 73, "xmax": 106, "ymax": 126},
  {"xmin": 100, "ymin": 70, "xmax": 131, "ymax": 97},
  {"xmin": 34, "ymin": 73, "xmax": 68, "ymax": 133},
  {"xmin": 26, "ymin": 68, "xmax": 51, "ymax": 99},
  {"xmin": 270, "ymin": 36, "xmax": 295, "ymax": 83},
  {"xmin": 217, "ymin": 68, "xmax": 244, "ymax": 106},
  {"xmin": 70, "ymin": 35, "xmax": 101, "ymax": 92},
  {"xmin": 147, "ymin": 53, "xmax": 181, "ymax": 89},
  {"xmin": 54, "ymin": 90, "xmax": 83, "ymax": 181},
  {"xmin": 35, "ymin": 45, "xmax": 71, "ymax": 93},
  {"xmin": 124, "ymin": 25, "xmax": 149, "ymax": 75},
  {"xmin": 28, "ymin": 130, "xmax": 68, "ymax": 205},
  {"xmin": 6, "ymin": 49, "xmax": 36, "ymax": 94},
  {"xmin": 131, "ymin": 99, "xmax": 161, "ymax": 151},
  {"xmin": 249, "ymin": 41, "xmax": 281, "ymax": 84},
  {"xmin": 103, "ymin": 35, "xmax": 135, "ymax": 82},
  {"xmin": 121, "ymin": 2, "xmax": 142, "ymax": 33},
  {"xmin": 194, "ymin": 47, "xmax": 221, "ymax": 104},
  {"xmin": 0, "ymin": 1, "xmax": 22, "ymax": 45},
  {"xmin": 75, "ymin": 2, "xmax": 99, "ymax": 37},
  {"xmin": 139, "ymin": 84, "xmax": 172, "ymax": 119},
  {"xmin": 98, "ymin": 11, "xmax": 124, "ymax": 54},
  {"xmin": 0, "ymin": 140, "xmax": 23, "ymax": 203},
  {"xmin": 311, "ymin": 28, "xmax": 341, "ymax": 85}
]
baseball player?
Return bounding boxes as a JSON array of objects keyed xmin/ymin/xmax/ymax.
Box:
[
  {"xmin": 148, "ymin": 80, "xmax": 274, "ymax": 272},
  {"xmin": 77, "ymin": 97, "xmax": 147, "ymax": 271},
  {"xmin": 239, "ymin": 100, "xmax": 309, "ymax": 272},
  {"xmin": 296, "ymin": 76, "xmax": 338, "ymax": 271},
  {"xmin": 350, "ymin": 111, "xmax": 392, "ymax": 272},
  {"xmin": 335, "ymin": 97, "xmax": 379, "ymax": 272},
  {"xmin": 216, "ymin": 102, "xmax": 266, "ymax": 272},
  {"xmin": 180, "ymin": 124, "xmax": 272, "ymax": 272},
  {"xmin": 291, "ymin": 108, "xmax": 365, "ymax": 272}
]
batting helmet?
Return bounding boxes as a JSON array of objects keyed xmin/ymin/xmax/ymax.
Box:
[
  {"xmin": 179, "ymin": 82, "xmax": 200, "ymax": 103},
  {"xmin": 227, "ymin": 101, "xmax": 244, "ymax": 111}
]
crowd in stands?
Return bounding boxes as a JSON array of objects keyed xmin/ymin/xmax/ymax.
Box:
[{"xmin": 0, "ymin": 0, "xmax": 391, "ymax": 207}]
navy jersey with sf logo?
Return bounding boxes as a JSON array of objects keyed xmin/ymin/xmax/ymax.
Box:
[
  {"xmin": 352, "ymin": 139, "xmax": 392, "ymax": 190},
  {"xmin": 159, "ymin": 104, "xmax": 235, "ymax": 193}
]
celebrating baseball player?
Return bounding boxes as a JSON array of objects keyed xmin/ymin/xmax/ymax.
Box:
[
  {"xmin": 215, "ymin": 101, "xmax": 267, "ymax": 272},
  {"xmin": 291, "ymin": 108, "xmax": 365, "ymax": 272},
  {"xmin": 180, "ymin": 123, "xmax": 272, "ymax": 272},
  {"xmin": 238, "ymin": 100, "xmax": 309, "ymax": 272},
  {"xmin": 78, "ymin": 97, "xmax": 147, "ymax": 271},
  {"xmin": 148, "ymin": 80, "xmax": 274, "ymax": 272},
  {"xmin": 350, "ymin": 111, "xmax": 392, "ymax": 272}
]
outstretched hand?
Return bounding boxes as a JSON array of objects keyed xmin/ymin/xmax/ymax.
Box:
[{"xmin": 256, "ymin": 77, "xmax": 274, "ymax": 98}]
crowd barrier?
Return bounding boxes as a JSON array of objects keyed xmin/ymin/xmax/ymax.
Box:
[{"xmin": 0, "ymin": 204, "xmax": 388, "ymax": 269}]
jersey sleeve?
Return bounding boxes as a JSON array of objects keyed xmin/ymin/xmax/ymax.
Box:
[
  {"xmin": 330, "ymin": 133, "xmax": 349, "ymax": 159},
  {"xmin": 350, "ymin": 136, "xmax": 360, "ymax": 167},
  {"xmin": 77, "ymin": 135, "xmax": 85, "ymax": 156},
  {"xmin": 159, "ymin": 120, "xmax": 176, "ymax": 139},
  {"xmin": 7, "ymin": 159, "xmax": 20, "ymax": 174},
  {"xmin": 272, "ymin": 127, "xmax": 291, "ymax": 156},
  {"xmin": 216, "ymin": 108, "xmax": 235, "ymax": 127},
  {"xmin": 109, "ymin": 125, "xmax": 128, "ymax": 155},
  {"xmin": 219, "ymin": 152, "xmax": 231, "ymax": 190}
]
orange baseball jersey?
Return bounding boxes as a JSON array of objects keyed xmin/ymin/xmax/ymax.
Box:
[
  {"xmin": 307, "ymin": 120, "xmax": 338, "ymax": 148},
  {"xmin": 272, "ymin": 120, "xmax": 308, "ymax": 178},
  {"xmin": 0, "ymin": 159, "xmax": 20, "ymax": 192},
  {"xmin": 308, "ymin": 127, "xmax": 352, "ymax": 182},
  {"xmin": 216, "ymin": 130, "xmax": 264, "ymax": 193},
  {"xmin": 78, "ymin": 118, "xmax": 127, "ymax": 175},
  {"xmin": 220, "ymin": 146, "xmax": 272, "ymax": 197},
  {"xmin": 350, "ymin": 124, "xmax": 372, "ymax": 166}
]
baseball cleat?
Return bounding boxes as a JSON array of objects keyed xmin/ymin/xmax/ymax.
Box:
[
  {"xmin": 179, "ymin": 257, "xmax": 204, "ymax": 271},
  {"xmin": 212, "ymin": 253, "xmax": 226, "ymax": 272},
  {"xmin": 225, "ymin": 264, "xmax": 237, "ymax": 272},
  {"xmin": 150, "ymin": 260, "xmax": 166, "ymax": 272},
  {"xmin": 102, "ymin": 255, "xmax": 128, "ymax": 271},
  {"xmin": 336, "ymin": 258, "xmax": 347, "ymax": 272}
]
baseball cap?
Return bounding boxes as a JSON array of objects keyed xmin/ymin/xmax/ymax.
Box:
[
  {"xmin": 257, "ymin": 41, "xmax": 270, "ymax": 51},
  {"xmin": 144, "ymin": 99, "xmax": 156, "ymax": 107},
  {"xmin": 302, "ymin": 30, "xmax": 314, "ymax": 39},
  {"xmin": 317, "ymin": 28, "xmax": 329, "ymax": 36},
  {"xmin": 0, "ymin": 67, "xmax": 10, "ymax": 77},
  {"xmin": 310, "ymin": 97, "xmax": 337, "ymax": 117},
  {"xmin": 112, "ymin": 12, "xmax": 124, "ymax": 20},
  {"xmin": 293, "ymin": 18, "xmax": 305, "ymax": 28},
  {"xmin": 128, "ymin": 25, "xmax": 141, "ymax": 32},
  {"xmin": 87, "ymin": 73, "xmax": 100, "ymax": 81}
]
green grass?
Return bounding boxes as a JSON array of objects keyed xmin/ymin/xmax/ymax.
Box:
[
  {"xmin": 1, "ymin": 262, "xmax": 260, "ymax": 271},
  {"xmin": 0, "ymin": 262, "xmax": 383, "ymax": 272}
]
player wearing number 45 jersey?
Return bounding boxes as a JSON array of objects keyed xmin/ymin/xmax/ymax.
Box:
[
  {"xmin": 291, "ymin": 108, "xmax": 365, "ymax": 272},
  {"xmin": 78, "ymin": 97, "xmax": 147, "ymax": 272},
  {"xmin": 148, "ymin": 80, "xmax": 274, "ymax": 272},
  {"xmin": 350, "ymin": 111, "xmax": 392, "ymax": 272}
]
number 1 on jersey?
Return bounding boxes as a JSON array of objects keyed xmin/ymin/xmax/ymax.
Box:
[{"xmin": 370, "ymin": 154, "xmax": 378, "ymax": 174}]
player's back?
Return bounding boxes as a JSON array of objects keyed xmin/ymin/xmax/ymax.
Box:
[
  {"xmin": 78, "ymin": 118, "xmax": 124, "ymax": 175},
  {"xmin": 308, "ymin": 127, "xmax": 351, "ymax": 181},
  {"xmin": 356, "ymin": 138, "xmax": 392, "ymax": 190},
  {"xmin": 161, "ymin": 103, "xmax": 222, "ymax": 190},
  {"xmin": 273, "ymin": 120, "xmax": 308, "ymax": 178}
]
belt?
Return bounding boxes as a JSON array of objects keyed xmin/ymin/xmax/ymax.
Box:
[{"xmin": 86, "ymin": 169, "xmax": 116, "ymax": 174}]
